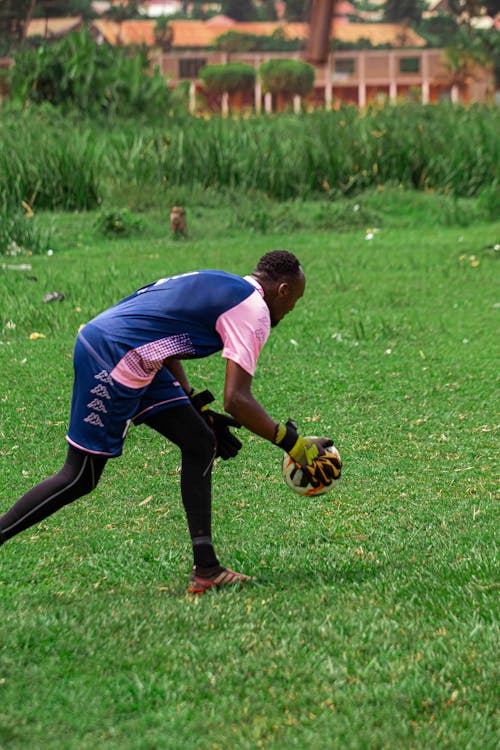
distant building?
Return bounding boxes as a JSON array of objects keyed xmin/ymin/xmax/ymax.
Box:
[
  {"xmin": 18, "ymin": 16, "xmax": 494, "ymax": 110},
  {"xmin": 141, "ymin": 1, "xmax": 184, "ymax": 17}
]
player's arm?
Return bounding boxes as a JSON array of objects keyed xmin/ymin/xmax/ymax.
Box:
[
  {"xmin": 224, "ymin": 360, "xmax": 336, "ymax": 478},
  {"xmin": 163, "ymin": 357, "xmax": 192, "ymax": 394},
  {"xmin": 223, "ymin": 359, "xmax": 277, "ymax": 441}
]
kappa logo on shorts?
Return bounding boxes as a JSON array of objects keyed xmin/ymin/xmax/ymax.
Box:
[
  {"xmin": 94, "ymin": 370, "xmax": 113, "ymax": 385},
  {"xmin": 84, "ymin": 412, "xmax": 105, "ymax": 427},
  {"xmin": 87, "ymin": 398, "xmax": 107, "ymax": 413},
  {"xmin": 90, "ymin": 384, "xmax": 111, "ymax": 400}
]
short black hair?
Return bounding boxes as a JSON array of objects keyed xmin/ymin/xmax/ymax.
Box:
[{"xmin": 254, "ymin": 250, "xmax": 302, "ymax": 281}]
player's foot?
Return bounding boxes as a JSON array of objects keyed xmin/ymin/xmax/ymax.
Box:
[{"xmin": 188, "ymin": 565, "xmax": 254, "ymax": 595}]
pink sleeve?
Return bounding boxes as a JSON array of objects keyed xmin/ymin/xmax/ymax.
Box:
[{"xmin": 215, "ymin": 291, "xmax": 270, "ymax": 376}]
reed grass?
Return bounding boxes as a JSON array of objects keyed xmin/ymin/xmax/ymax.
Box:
[{"xmin": 1, "ymin": 103, "xmax": 498, "ymax": 213}]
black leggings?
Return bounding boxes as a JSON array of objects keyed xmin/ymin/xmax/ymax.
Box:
[{"xmin": 0, "ymin": 404, "xmax": 216, "ymax": 544}]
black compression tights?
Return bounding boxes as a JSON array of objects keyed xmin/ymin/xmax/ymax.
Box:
[
  {"xmin": 0, "ymin": 447, "xmax": 107, "ymax": 542},
  {"xmin": 0, "ymin": 405, "xmax": 216, "ymax": 555}
]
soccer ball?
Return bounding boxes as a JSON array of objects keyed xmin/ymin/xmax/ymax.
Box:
[{"xmin": 282, "ymin": 440, "xmax": 341, "ymax": 497}]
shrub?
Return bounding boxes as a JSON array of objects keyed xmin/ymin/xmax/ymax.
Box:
[
  {"xmin": 199, "ymin": 63, "xmax": 256, "ymax": 95},
  {"xmin": 0, "ymin": 207, "xmax": 51, "ymax": 256},
  {"xmin": 259, "ymin": 58, "xmax": 315, "ymax": 97},
  {"xmin": 95, "ymin": 209, "xmax": 144, "ymax": 237},
  {"xmin": 8, "ymin": 29, "xmax": 171, "ymax": 119},
  {"xmin": 215, "ymin": 30, "xmax": 302, "ymax": 52}
]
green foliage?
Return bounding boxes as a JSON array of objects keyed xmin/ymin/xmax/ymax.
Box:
[
  {"xmin": 199, "ymin": 62, "xmax": 256, "ymax": 95},
  {"xmin": 331, "ymin": 38, "xmax": 392, "ymax": 51},
  {"xmin": 8, "ymin": 29, "xmax": 171, "ymax": 119},
  {"xmin": 416, "ymin": 13, "xmax": 460, "ymax": 48},
  {"xmin": 0, "ymin": 207, "xmax": 52, "ymax": 256},
  {"xmin": 384, "ymin": 0, "xmax": 425, "ymax": 23},
  {"xmin": 472, "ymin": 27, "xmax": 500, "ymax": 86},
  {"xmin": 94, "ymin": 208, "xmax": 144, "ymax": 237},
  {"xmin": 259, "ymin": 58, "xmax": 315, "ymax": 97},
  {"xmin": 215, "ymin": 29, "xmax": 302, "ymax": 52},
  {"xmin": 102, "ymin": 1, "xmax": 143, "ymax": 21},
  {"xmin": 153, "ymin": 16, "xmax": 174, "ymax": 52},
  {"xmin": 221, "ymin": 0, "xmax": 257, "ymax": 21},
  {"xmin": 32, "ymin": 0, "xmax": 96, "ymax": 19},
  {"xmin": 1, "ymin": 103, "xmax": 499, "ymax": 210},
  {"xmin": 0, "ymin": 106, "xmax": 101, "ymax": 211},
  {"xmin": 0, "ymin": 0, "xmax": 33, "ymax": 46},
  {"xmin": 283, "ymin": 0, "xmax": 311, "ymax": 21}
]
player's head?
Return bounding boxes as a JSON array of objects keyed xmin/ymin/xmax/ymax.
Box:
[{"xmin": 252, "ymin": 250, "xmax": 305, "ymax": 327}]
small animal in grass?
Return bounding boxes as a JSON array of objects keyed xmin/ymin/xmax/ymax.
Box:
[{"xmin": 170, "ymin": 206, "xmax": 187, "ymax": 237}]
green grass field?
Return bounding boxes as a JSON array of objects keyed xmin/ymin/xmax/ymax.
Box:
[{"xmin": 0, "ymin": 194, "xmax": 498, "ymax": 749}]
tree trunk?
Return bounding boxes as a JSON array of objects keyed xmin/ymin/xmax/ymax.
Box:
[{"xmin": 20, "ymin": 0, "xmax": 36, "ymax": 44}]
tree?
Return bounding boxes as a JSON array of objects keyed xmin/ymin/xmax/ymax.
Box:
[
  {"xmin": 256, "ymin": 0, "xmax": 278, "ymax": 21},
  {"xmin": 484, "ymin": 1, "xmax": 500, "ymax": 16},
  {"xmin": 259, "ymin": 58, "xmax": 315, "ymax": 110},
  {"xmin": 103, "ymin": 2, "xmax": 143, "ymax": 22},
  {"xmin": 447, "ymin": 0, "xmax": 488, "ymax": 26},
  {"xmin": 216, "ymin": 31, "xmax": 257, "ymax": 53},
  {"xmin": 8, "ymin": 28, "xmax": 171, "ymax": 119},
  {"xmin": 384, "ymin": 0, "xmax": 425, "ymax": 23},
  {"xmin": 154, "ymin": 17, "xmax": 174, "ymax": 52},
  {"xmin": 477, "ymin": 27, "xmax": 500, "ymax": 88},
  {"xmin": 221, "ymin": 0, "xmax": 257, "ymax": 21},
  {"xmin": 200, "ymin": 62, "xmax": 256, "ymax": 94},
  {"xmin": 32, "ymin": 0, "xmax": 96, "ymax": 18},
  {"xmin": 442, "ymin": 25, "xmax": 490, "ymax": 96},
  {"xmin": 0, "ymin": 0, "xmax": 36, "ymax": 51},
  {"xmin": 417, "ymin": 13, "xmax": 460, "ymax": 48},
  {"xmin": 283, "ymin": 0, "xmax": 311, "ymax": 22}
]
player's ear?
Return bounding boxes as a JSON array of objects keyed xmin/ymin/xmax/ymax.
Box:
[{"xmin": 277, "ymin": 281, "xmax": 289, "ymax": 298}]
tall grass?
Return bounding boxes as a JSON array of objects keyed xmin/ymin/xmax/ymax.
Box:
[
  {"xmin": 0, "ymin": 107, "xmax": 102, "ymax": 211},
  {"xmin": 1, "ymin": 103, "xmax": 499, "ymax": 210}
]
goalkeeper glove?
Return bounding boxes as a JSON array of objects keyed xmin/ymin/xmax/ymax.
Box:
[
  {"xmin": 275, "ymin": 419, "xmax": 341, "ymax": 486},
  {"xmin": 274, "ymin": 419, "xmax": 332, "ymax": 466},
  {"xmin": 189, "ymin": 389, "xmax": 242, "ymax": 460},
  {"xmin": 303, "ymin": 451, "xmax": 341, "ymax": 486}
]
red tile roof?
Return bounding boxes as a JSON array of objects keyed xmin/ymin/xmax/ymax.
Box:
[
  {"xmin": 91, "ymin": 19, "xmax": 427, "ymax": 48},
  {"xmin": 27, "ymin": 17, "xmax": 83, "ymax": 38}
]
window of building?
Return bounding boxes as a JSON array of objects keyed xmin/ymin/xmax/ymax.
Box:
[
  {"xmin": 399, "ymin": 57, "xmax": 420, "ymax": 74},
  {"xmin": 179, "ymin": 58, "xmax": 207, "ymax": 79},
  {"xmin": 335, "ymin": 58, "xmax": 355, "ymax": 75}
]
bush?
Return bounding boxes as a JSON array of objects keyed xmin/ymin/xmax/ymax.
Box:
[
  {"xmin": 8, "ymin": 29, "xmax": 172, "ymax": 119},
  {"xmin": 95, "ymin": 209, "xmax": 144, "ymax": 237},
  {"xmin": 259, "ymin": 58, "xmax": 315, "ymax": 97},
  {"xmin": 199, "ymin": 63, "xmax": 256, "ymax": 96},
  {"xmin": 215, "ymin": 30, "xmax": 302, "ymax": 52},
  {"xmin": 0, "ymin": 207, "xmax": 52, "ymax": 256}
]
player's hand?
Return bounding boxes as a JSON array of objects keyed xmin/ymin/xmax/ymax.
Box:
[
  {"xmin": 275, "ymin": 419, "xmax": 332, "ymax": 468},
  {"xmin": 303, "ymin": 452, "xmax": 342, "ymax": 486},
  {"xmin": 190, "ymin": 390, "xmax": 242, "ymax": 460}
]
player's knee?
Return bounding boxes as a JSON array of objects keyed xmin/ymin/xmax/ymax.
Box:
[
  {"xmin": 199, "ymin": 424, "xmax": 217, "ymax": 461},
  {"xmin": 186, "ymin": 421, "xmax": 216, "ymax": 464},
  {"xmin": 60, "ymin": 451, "xmax": 106, "ymax": 498}
]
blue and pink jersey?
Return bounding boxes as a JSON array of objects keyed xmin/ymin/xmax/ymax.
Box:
[{"xmin": 66, "ymin": 271, "xmax": 270, "ymax": 457}]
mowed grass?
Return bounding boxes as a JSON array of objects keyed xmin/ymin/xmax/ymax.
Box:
[{"xmin": 0, "ymin": 199, "xmax": 498, "ymax": 749}]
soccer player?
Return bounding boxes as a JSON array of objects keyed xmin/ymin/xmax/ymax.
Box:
[{"xmin": 0, "ymin": 250, "xmax": 340, "ymax": 593}]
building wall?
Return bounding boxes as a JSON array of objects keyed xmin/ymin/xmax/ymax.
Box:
[{"xmin": 155, "ymin": 48, "xmax": 493, "ymax": 109}]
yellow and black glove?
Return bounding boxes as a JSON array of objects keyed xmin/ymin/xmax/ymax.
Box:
[
  {"xmin": 275, "ymin": 419, "xmax": 341, "ymax": 486},
  {"xmin": 190, "ymin": 389, "xmax": 242, "ymax": 460}
]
